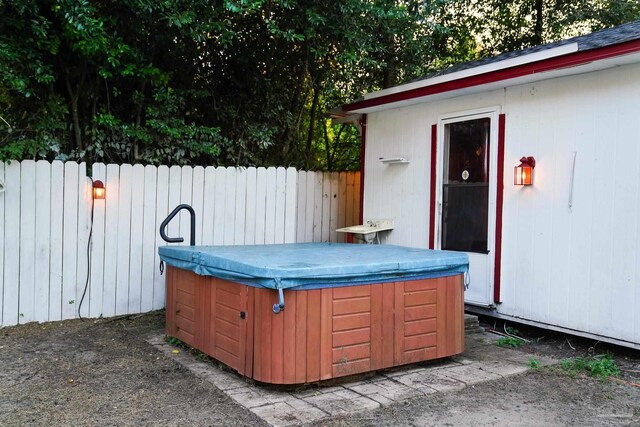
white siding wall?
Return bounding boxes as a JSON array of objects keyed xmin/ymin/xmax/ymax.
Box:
[
  {"xmin": 363, "ymin": 62, "xmax": 640, "ymax": 346},
  {"xmin": 0, "ymin": 164, "xmax": 360, "ymax": 327},
  {"xmin": 500, "ymin": 63, "xmax": 640, "ymax": 345}
]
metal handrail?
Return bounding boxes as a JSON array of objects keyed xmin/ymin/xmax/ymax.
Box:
[{"xmin": 159, "ymin": 204, "xmax": 196, "ymax": 246}]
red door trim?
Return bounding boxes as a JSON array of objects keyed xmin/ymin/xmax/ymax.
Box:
[
  {"xmin": 494, "ymin": 114, "xmax": 506, "ymax": 303},
  {"xmin": 429, "ymin": 124, "xmax": 437, "ymax": 249},
  {"xmin": 359, "ymin": 114, "xmax": 367, "ymax": 225}
]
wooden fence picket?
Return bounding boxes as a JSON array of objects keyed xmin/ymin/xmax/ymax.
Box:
[
  {"xmin": 36, "ymin": 160, "xmax": 53, "ymax": 321},
  {"xmin": 19, "ymin": 160, "xmax": 36, "ymax": 323},
  {"xmin": 244, "ymin": 167, "xmax": 257, "ymax": 245},
  {"xmin": 284, "ymin": 167, "xmax": 297, "ymax": 243},
  {"xmin": 192, "ymin": 166, "xmax": 205, "ymax": 246},
  {"xmin": 89, "ymin": 163, "xmax": 106, "ymax": 318},
  {"xmin": 321, "ymin": 172, "xmax": 331, "ymax": 243},
  {"xmin": 264, "ymin": 168, "xmax": 277, "ymax": 244},
  {"xmin": 62, "ymin": 162, "xmax": 79, "ymax": 320},
  {"xmin": 102, "ymin": 164, "xmax": 120, "ymax": 317},
  {"xmin": 304, "ymin": 171, "xmax": 316, "ymax": 242},
  {"xmin": 313, "ymin": 172, "xmax": 323, "ymax": 242},
  {"xmin": 179, "ymin": 166, "xmax": 193, "ymax": 244},
  {"xmin": 274, "ymin": 167, "xmax": 286, "ymax": 244},
  {"xmin": 346, "ymin": 172, "xmax": 355, "ymax": 231},
  {"xmin": 337, "ymin": 172, "xmax": 347, "ymax": 243},
  {"xmin": 140, "ymin": 165, "xmax": 158, "ymax": 313},
  {"xmin": 254, "ymin": 167, "xmax": 267, "ymax": 245},
  {"xmin": 329, "ymin": 172, "xmax": 339, "ymax": 244},
  {"xmin": 3, "ymin": 161, "xmax": 20, "ymax": 326},
  {"xmin": 152, "ymin": 165, "xmax": 170, "ymax": 310},
  {"xmin": 76, "ymin": 163, "xmax": 91, "ymax": 318},
  {"xmin": 234, "ymin": 167, "xmax": 247, "ymax": 245},
  {"xmin": 115, "ymin": 164, "xmax": 133, "ymax": 315},
  {"xmin": 167, "ymin": 166, "xmax": 182, "ymax": 245},
  {"xmin": 295, "ymin": 171, "xmax": 307, "ymax": 243},
  {"xmin": 223, "ymin": 167, "xmax": 237, "ymax": 245},
  {"xmin": 49, "ymin": 161, "xmax": 64, "ymax": 321},
  {"xmin": 201, "ymin": 166, "xmax": 216, "ymax": 246},
  {"xmin": 128, "ymin": 164, "xmax": 145, "ymax": 314},
  {"xmin": 213, "ymin": 167, "xmax": 226, "ymax": 245}
]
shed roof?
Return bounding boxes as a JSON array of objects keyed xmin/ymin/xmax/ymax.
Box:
[{"xmin": 342, "ymin": 20, "xmax": 640, "ymax": 114}]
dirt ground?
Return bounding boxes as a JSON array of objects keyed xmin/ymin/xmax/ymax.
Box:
[
  {"xmin": 1, "ymin": 311, "xmax": 639, "ymax": 427},
  {"xmin": 0, "ymin": 312, "xmax": 264, "ymax": 427}
]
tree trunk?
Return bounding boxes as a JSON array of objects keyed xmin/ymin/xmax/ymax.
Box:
[
  {"xmin": 64, "ymin": 62, "xmax": 87, "ymax": 152},
  {"xmin": 91, "ymin": 74, "xmax": 99, "ymax": 121},
  {"xmin": 304, "ymin": 82, "xmax": 321, "ymax": 170},
  {"xmin": 281, "ymin": 45, "xmax": 309, "ymax": 163},
  {"xmin": 323, "ymin": 120, "xmax": 332, "ymax": 171},
  {"xmin": 71, "ymin": 96, "xmax": 82, "ymax": 151},
  {"xmin": 534, "ymin": 0, "xmax": 544, "ymax": 45},
  {"xmin": 134, "ymin": 80, "xmax": 146, "ymax": 161},
  {"xmin": 382, "ymin": 58, "xmax": 396, "ymax": 89},
  {"xmin": 65, "ymin": 73, "xmax": 84, "ymax": 152}
]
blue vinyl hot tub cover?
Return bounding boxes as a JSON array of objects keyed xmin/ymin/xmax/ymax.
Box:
[{"xmin": 159, "ymin": 243, "xmax": 468, "ymax": 291}]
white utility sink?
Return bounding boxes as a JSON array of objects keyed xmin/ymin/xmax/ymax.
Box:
[{"xmin": 336, "ymin": 219, "xmax": 394, "ymax": 243}]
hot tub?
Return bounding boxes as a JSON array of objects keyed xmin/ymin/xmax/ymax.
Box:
[{"xmin": 159, "ymin": 243, "xmax": 468, "ymax": 385}]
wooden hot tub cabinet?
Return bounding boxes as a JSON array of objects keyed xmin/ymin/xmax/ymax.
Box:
[{"xmin": 165, "ymin": 266, "xmax": 464, "ymax": 384}]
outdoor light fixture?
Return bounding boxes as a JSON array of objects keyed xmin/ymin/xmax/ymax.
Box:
[
  {"xmin": 514, "ymin": 156, "xmax": 536, "ymax": 186},
  {"xmin": 92, "ymin": 180, "xmax": 106, "ymax": 199}
]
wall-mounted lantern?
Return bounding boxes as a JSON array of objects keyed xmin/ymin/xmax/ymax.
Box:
[
  {"xmin": 93, "ymin": 180, "xmax": 106, "ymax": 199},
  {"xmin": 514, "ymin": 156, "xmax": 536, "ymax": 186}
]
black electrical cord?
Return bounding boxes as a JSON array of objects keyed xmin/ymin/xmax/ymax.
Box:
[{"xmin": 78, "ymin": 177, "xmax": 95, "ymax": 321}]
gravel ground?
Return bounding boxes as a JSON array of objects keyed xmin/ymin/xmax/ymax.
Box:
[{"xmin": 1, "ymin": 312, "xmax": 639, "ymax": 426}]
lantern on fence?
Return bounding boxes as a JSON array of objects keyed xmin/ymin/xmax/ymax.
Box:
[{"xmin": 93, "ymin": 180, "xmax": 106, "ymax": 199}]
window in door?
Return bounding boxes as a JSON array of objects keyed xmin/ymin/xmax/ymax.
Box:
[{"xmin": 441, "ymin": 118, "xmax": 490, "ymax": 253}]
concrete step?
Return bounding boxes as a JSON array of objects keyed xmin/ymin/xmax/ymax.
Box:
[{"xmin": 464, "ymin": 314, "xmax": 484, "ymax": 334}]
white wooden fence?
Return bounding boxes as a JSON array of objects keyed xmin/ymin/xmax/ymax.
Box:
[{"xmin": 0, "ymin": 160, "xmax": 360, "ymax": 327}]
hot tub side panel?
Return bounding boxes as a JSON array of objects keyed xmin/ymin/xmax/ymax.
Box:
[
  {"xmin": 166, "ymin": 267, "xmax": 250, "ymax": 376},
  {"xmin": 437, "ymin": 274, "xmax": 465, "ymax": 358},
  {"xmin": 166, "ymin": 266, "xmax": 202, "ymax": 346},
  {"xmin": 252, "ymin": 275, "xmax": 464, "ymax": 384}
]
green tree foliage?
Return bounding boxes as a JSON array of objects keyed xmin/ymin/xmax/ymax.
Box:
[
  {"xmin": 443, "ymin": 0, "xmax": 640, "ymax": 56},
  {"xmin": 1, "ymin": 1, "xmax": 638, "ymax": 168},
  {"xmin": 1, "ymin": 0, "xmax": 227, "ymax": 164}
]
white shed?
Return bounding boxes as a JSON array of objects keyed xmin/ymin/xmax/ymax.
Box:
[{"xmin": 340, "ymin": 21, "xmax": 640, "ymax": 349}]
